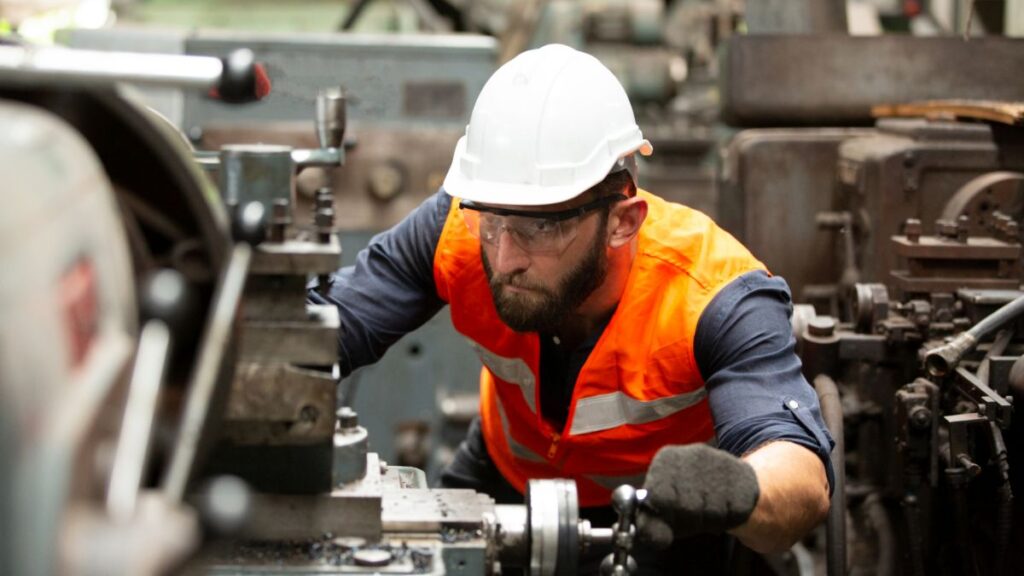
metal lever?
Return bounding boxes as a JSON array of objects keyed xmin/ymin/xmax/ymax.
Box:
[
  {"xmin": 196, "ymin": 88, "xmax": 346, "ymax": 172},
  {"xmin": 0, "ymin": 45, "xmax": 262, "ymax": 103},
  {"xmin": 107, "ymin": 270, "xmax": 194, "ymax": 520},
  {"xmin": 162, "ymin": 243, "xmax": 252, "ymax": 503},
  {"xmin": 292, "ymin": 88, "xmax": 347, "ymax": 168},
  {"xmin": 600, "ymin": 485, "xmax": 645, "ymax": 576}
]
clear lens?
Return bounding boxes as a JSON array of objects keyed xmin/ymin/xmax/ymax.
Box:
[{"xmin": 462, "ymin": 209, "xmax": 580, "ymax": 255}]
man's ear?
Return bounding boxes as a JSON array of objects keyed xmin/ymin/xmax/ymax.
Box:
[{"xmin": 608, "ymin": 197, "xmax": 647, "ymax": 249}]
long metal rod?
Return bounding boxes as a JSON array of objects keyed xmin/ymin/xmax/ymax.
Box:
[
  {"xmin": 106, "ymin": 321, "xmax": 171, "ymax": 520},
  {"xmin": 0, "ymin": 45, "xmax": 223, "ymax": 89},
  {"xmin": 162, "ymin": 244, "xmax": 251, "ymax": 502},
  {"xmin": 340, "ymin": 0, "xmax": 374, "ymax": 31}
]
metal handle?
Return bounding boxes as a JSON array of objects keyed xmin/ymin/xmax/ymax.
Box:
[
  {"xmin": 162, "ymin": 244, "xmax": 252, "ymax": 502},
  {"xmin": 600, "ymin": 485, "xmax": 645, "ymax": 576},
  {"xmin": 0, "ymin": 45, "xmax": 262, "ymax": 103},
  {"xmin": 106, "ymin": 320, "xmax": 171, "ymax": 520},
  {"xmin": 107, "ymin": 269, "xmax": 194, "ymax": 520}
]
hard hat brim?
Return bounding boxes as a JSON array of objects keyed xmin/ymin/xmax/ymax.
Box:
[{"xmin": 443, "ymin": 137, "xmax": 653, "ymax": 207}]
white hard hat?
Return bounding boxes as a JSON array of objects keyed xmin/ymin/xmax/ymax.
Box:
[{"xmin": 443, "ymin": 43, "xmax": 653, "ymax": 207}]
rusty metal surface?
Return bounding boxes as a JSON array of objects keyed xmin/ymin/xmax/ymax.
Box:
[
  {"xmin": 239, "ymin": 304, "xmax": 340, "ymax": 365},
  {"xmin": 223, "ymin": 363, "xmax": 335, "ymax": 445},
  {"xmin": 240, "ymin": 492, "xmax": 383, "ymax": 540},
  {"xmin": 744, "ymin": 0, "xmax": 847, "ymax": 34},
  {"xmin": 838, "ymin": 119, "xmax": 1024, "ymax": 290},
  {"xmin": 892, "ymin": 236, "xmax": 1021, "ymax": 260},
  {"xmin": 195, "ymin": 537, "xmax": 444, "ymax": 573},
  {"xmin": 873, "ymin": 100, "xmax": 1024, "ymax": 126},
  {"xmin": 720, "ymin": 36, "xmax": 1024, "ymax": 126},
  {"xmin": 381, "ymin": 489, "xmax": 496, "ymax": 531},
  {"xmin": 890, "ymin": 273, "xmax": 1020, "ymax": 293},
  {"xmin": 242, "ymin": 276, "xmax": 308, "ymax": 322},
  {"xmin": 889, "ymin": 228, "xmax": 1022, "ymax": 294},
  {"xmin": 250, "ymin": 237, "xmax": 343, "ymax": 275},
  {"xmin": 719, "ymin": 127, "xmax": 873, "ymax": 301},
  {"xmin": 940, "ymin": 171, "xmax": 1024, "ymax": 233}
]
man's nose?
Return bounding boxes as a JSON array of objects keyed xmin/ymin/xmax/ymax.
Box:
[{"xmin": 492, "ymin": 230, "xmax": 530, "ymax": 274}]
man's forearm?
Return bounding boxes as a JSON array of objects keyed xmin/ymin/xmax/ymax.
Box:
[{"xmin": 729, "ymin": 440, "xmax": 830, "ymax": 553}]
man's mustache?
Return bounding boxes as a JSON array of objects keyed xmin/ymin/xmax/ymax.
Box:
[{"xmin": 490, "ymin": 273, "xmax": 552, "ymax": 296}]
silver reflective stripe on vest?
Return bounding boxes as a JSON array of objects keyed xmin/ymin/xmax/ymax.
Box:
[
  {"xmin": 495, "ymin": 391, "xmax": 546, "ymax": 463},
  {"xmin": 569, "ymin": 388, "xmax": 708, "ymax": 435},
  {"xmin": 585, "ymin": 473, "xmax": 648, "ymax": 491},
  {"xmin": 471, "ymin": 342, "xmax": 537, "ymax": 414}
]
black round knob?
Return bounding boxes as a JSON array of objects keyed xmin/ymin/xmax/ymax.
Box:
[
  {"xmin": 610, "ymin": 484, "xmax": 636, "ymax": 515},
  {"xmin": 807, "ymin": 316, "xmax": 837, "ymax": 337},
  {"xmin": 218, "ymin": 49, "xmax": 258, "ymax": 104},
  {"xmin": 197, "ymin": 475, "xmax": 252, "ymax": 536},
  {"xmin": 233, "ymin": 200, "xmax": 267, "ymax": 246},
  {"xmin": 139, "ymin": 268, "xmax": 197, "ymax": 335}
]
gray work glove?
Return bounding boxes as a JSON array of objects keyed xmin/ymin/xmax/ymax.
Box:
[{"xmin": 636, "ymin": 444, "xmax": 760, "ymax": 549}]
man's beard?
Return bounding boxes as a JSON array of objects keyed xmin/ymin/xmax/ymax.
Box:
[{"xmin": 481, "ymin": 226, "xmax": 609, "ymax": 334}]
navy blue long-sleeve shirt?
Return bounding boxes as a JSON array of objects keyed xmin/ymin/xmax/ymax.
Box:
[{"xmin": 309, "ymin": 190, "xmax": 835, "ymax": 491}]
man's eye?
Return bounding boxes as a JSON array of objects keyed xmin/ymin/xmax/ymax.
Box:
[
  {"xmin": 479, "ymin": 217, "xmax": 502, "ymax": 233},
  {"xmin": 527, "ymin": 219, "xmax": 559, "ymax": 234}
]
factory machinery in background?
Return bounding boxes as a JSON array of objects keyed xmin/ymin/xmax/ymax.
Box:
[
  {"xmin": 792, "ymin": 211, "xmax": 1024, "ymax": 576},
  {"xmin": 717, "ymin": 32, "xmax": 1024, "ymax": 576},
  {"xmin": 0, "ymin": 42, "xmax": 655, "ymax": 576}
]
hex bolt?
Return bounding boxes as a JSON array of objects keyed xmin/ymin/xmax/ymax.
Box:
[
  {"xmin": 956, "ymin": 215, "xmax": 970, "ymax": 243},
  {"xmin": 807, "ymin": 316, "xmax": 837, "ymax": 337},
  {"xmin": 337, "ymin": 406, "xmax": 359, "ymax": 430},
  {"xmin": 315, "ymin": 187, "xmax": 334, "ymax": 212},
  {"xmin": 316, "ymin": 207, "xmax": 335, "ymax": 244},
  {"xmin": 269, "ymin": 199, "xmax": 291, "ymax": 243},
  {"xmin": 902, "ymin": 150, "xmax": 917, "ymax": 168},
  {"xmin": 1006, "ymin": 221, "xmax": 1020, "ymax": 244},
  {"xmin": 935, "ymin": 219, "xmax": 958, "ymax": 240},
  {"xmin": 815, "ymin": 211, "xmax": 851, "ymax": 230},
  {"xmin": 909, "ymin": 406, "xmax": 931, "ymax": 430},
  {"xmin": 903, "ymin": 218, "xmax": 922, "ymax": 243}
]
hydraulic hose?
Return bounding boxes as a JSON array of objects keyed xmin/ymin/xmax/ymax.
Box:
[
  {"xmin": 903, "ymin": 493, "xmax": 926, "ymax": 576},
  {"xmin": 995, "ymin": 483, "xmax": 1013, "ymax": 576},
  {"xmin": 990, "ymin": 422, "xmax": 1014, "ymax": 576},
  {"xmin": 946, "ymin": 467, "xmax": 980, "ymax": 576},
  {"xmin": 864, "ymin": 494, "xmax": 894, "ymax": 576},
  {"xmin": 813, "ymin": 375, "xmax": 846, "ymax": 576},
  {"xmin": 925, "ymin": 293, "xmax": 1024, "ymax": 377}
]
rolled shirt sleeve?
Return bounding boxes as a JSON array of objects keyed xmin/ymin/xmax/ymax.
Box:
[{"xmin": 694, "ymin": 270, "xmax": 836, "ymax": 494}]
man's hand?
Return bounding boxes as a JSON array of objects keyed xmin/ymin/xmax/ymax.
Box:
[{"xmin": 636, "ymin": 444, "xmax": 760, "ymax": 549}]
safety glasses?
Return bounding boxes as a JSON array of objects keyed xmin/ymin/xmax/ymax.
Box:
[{"xmin": 459, "ymin": 194, "xmax": 626, "ymax": 255}]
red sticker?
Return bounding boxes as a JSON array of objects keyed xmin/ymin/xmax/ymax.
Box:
[{"xmin": 60, "ymin": 259, "xmax": 98, "ymax": 370}]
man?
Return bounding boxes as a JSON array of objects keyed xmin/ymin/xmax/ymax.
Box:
[{"xmin": 310, "ymin": 44, "xmax": 832, "ymax": 572}]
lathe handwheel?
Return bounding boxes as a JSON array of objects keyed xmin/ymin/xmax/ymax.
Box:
[{"xmin": 526, "ymin": 479, "xmax": 580, "ymax": 576}]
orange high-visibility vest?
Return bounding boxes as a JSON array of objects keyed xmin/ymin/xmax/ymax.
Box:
[{"xmin": 433, "ymin": 189, "xmax": 767, "ymax": 507}]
